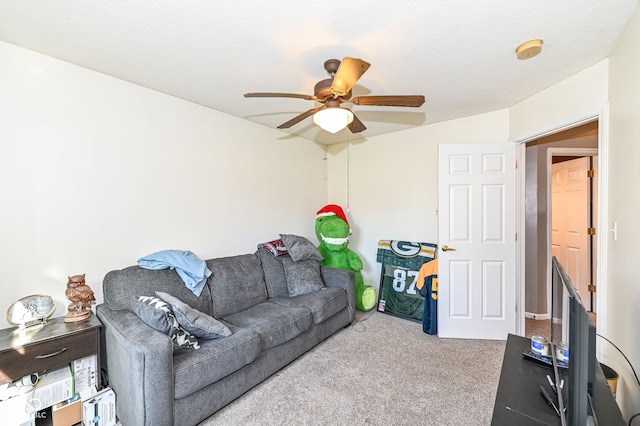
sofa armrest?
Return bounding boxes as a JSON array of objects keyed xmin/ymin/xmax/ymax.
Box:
[
  {"xmin": 96, "ymin": 304, "xmax": 174, "ymax": 426},
  {"xmin": 320, "ymin": 266, "xmax": 356, "ymax": 323}
]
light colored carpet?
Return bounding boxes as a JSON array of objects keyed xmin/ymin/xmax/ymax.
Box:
[
  {"xmin": 525, "ymin": 317, "xmax": 551, "ymax": 340},
  {"xmin": 199, "ymin": 311, "xmax": 506, "ymax": 426}
]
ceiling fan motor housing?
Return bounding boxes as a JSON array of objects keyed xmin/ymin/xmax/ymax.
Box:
[{"xmin": 314, "ymin": 78, "xmax": 351, "ymax": 100}]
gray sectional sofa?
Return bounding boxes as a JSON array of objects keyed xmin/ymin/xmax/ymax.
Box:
[{"xmin": 96, "ymin": 246, "xmax": 356, "ymax": 426}]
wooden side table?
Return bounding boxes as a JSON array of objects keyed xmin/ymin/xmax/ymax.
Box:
[{"xmin": 0, "ymin": 313, "xmax": 101, "ymax": 385}]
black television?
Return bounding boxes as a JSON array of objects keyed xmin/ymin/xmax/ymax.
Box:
[{"xmin": 551, "ymin": 256, "xmax": 597, "ymax": 426}]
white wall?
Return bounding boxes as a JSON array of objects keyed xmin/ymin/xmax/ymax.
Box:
[
  {"xmin": 606, "ymin": 4, "xmax": 640, "ymax": 420},
  {"xmin": 0, "ymin": 41, "xmax": 328, "ymax": 329},
  {"xmin": 510, "ymin": 59, "xmax": 609, "ymax": 141},
  {"xmin": 326, "ymin": 109, "xmax": 510, "ymax": 290}
]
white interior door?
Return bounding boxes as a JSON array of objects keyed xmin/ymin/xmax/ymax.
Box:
[
  {"xmin": 551, "ymin": 157, "xmax": 591, "ymax": 304},
  {"xmin": 438, "ymin": 143, "xmax": 517, "ymax": 340}
]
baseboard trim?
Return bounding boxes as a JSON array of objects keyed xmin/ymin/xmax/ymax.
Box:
[{"xmin": 525, "ymin": 312, "xmax": 550, "ymax": 320}]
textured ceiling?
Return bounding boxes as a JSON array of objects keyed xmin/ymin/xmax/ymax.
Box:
[{"xmin": 1, "ymin": 1, "xmax": 637, "ymax": 145}]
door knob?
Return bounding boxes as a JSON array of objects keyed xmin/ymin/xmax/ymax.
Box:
[{"xmin": 441, "ymin": 245, "xmax": 456, "ymax": 252}]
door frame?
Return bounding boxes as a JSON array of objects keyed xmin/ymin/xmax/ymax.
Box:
[
  {"xmin": 546, "ymin": 148, "xmax": 598, "ymax": 318},
  {"xmin": 515, "ymin": 104, "xmax": 609, "ymax": 338}
]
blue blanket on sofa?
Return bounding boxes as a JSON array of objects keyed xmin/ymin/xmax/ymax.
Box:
[{"xmin": 137, "ymin": 249, "xmax": 211, "ymax": 297}]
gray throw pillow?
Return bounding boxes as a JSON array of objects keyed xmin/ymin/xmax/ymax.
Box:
[
  {"xmin": 282, "ymin": 257, "xmax": 326, "ymax": 297},
  {"xmin": 155, "ymin": 291, "xmax": 232, "ymax": 339},
  {"xmin": 131, "ymin": 295, "xmax": 200, "ymax": 349},
  {"xmin": 280, "ymin": 234, "xmax": 324, "ymax": 262}
]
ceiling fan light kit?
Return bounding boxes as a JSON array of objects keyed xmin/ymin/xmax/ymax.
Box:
[
  {"xmin": 244, "ymin": 57, "xmax": 425, "ymax": 134},
  {"xmin": 516, "ymin": 39, "xmax": 544, "ymax": 60},
  {"xmin": 313, "ymin": 107, "xmax": 354, "ymax": 134}
]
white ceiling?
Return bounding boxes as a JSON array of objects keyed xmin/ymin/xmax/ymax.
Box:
[{"xmin": 1, "ymin": 1, "xmax": 637, "ymax": 145}]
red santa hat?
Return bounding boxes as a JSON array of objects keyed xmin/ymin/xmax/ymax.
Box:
[{"xmin": 316, "ymin": 204, "xmax": 350, "ymax": 229}]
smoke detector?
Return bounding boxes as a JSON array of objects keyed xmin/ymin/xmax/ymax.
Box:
[{"xmin": 516, "ymin": 39, "xmax": 543, "ymax": 60}]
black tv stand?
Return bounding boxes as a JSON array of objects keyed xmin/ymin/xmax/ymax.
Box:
[{"xmin": 491, "ymin": 334, "xmax": 624, "ymax": 425}]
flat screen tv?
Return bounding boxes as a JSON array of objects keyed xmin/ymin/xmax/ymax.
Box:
[{"xmin": 551, "ymin": 256, "xmax": 597, "ymax": 426}]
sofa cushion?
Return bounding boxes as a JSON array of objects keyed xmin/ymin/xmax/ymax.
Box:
[
  {"xmin": 222, "ymin": 301, "xmax": 312, "ymax": 350},
  {"xmin": 254, "ymin": 248, "xmax": 289, "ymax": 298},
  {"xmin": 279, "ymin": 234, "xmax": 324, "ymax": 262},
  {"xmin": 155, "ymin": 291, "xmax": 232, "ymax": 339},
  {"xmin": 207, "ymin": 254, "xmax": 268, "ymax": 318},
  {"xmin": 271, "ymin": 287, "xmax": 348, "ymax": 324},
  {"xmin": 130, "ymin": 296, "xmax": 200, "ymax": 350},
  {"xmin": 172, "ymin": 324, "xmax": 261, "ymax": 399},
  {"xmin": 282, "ymin": 257, "xmax": 326, "ymax": 296},
  {"xmin": 103, "ymin": 265, "xmax": 213, "ymax": 316}
]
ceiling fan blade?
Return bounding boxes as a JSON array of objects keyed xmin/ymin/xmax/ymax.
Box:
[
  {"xmin": 277, "ymin": 107, "xmax": 323, "ymax": 129},
  {"xmin": 348, "ymin": 112, "xmax": 367, "ymax": 133},
  {"xmin": 244, "ymin": 92, "xmax": 317, "ymax": 101},
  {"xmin": 350, "ymin": 95, "xmax": 425, "ymax": 107},
  {"xmin": 330, "ymin": 57, "xmax": 371, "ymax": 97}
]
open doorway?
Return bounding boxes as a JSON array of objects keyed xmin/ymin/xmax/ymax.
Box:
[{"xmin": 524, "ymin": 121, "xmax": 599, "ymax": 339}]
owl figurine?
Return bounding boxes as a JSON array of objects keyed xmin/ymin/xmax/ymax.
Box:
[{"xmin": 64, "ymin": 273, "xmax": 96, "ymax": 322}]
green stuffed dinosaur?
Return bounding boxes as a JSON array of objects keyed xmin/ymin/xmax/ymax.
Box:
[{"xmin": 315, "ymin": 204, "xmax": 376, "ymax": 311}]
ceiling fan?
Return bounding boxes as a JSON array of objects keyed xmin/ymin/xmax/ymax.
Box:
[{"xmin": 244, "ymin": 57, "xmax": 425, "ymax": 134}]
